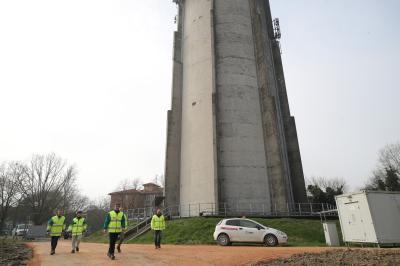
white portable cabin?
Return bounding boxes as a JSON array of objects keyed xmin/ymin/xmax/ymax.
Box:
[{"xmin": 335, "ymin": 191, "xmax": 400, "ymax": 246}]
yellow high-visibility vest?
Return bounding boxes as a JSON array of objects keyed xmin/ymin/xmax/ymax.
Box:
[
  {"xmin": 68, "ymin": 217, "xmax": 87, "ymax": 236},
  {"xmin": 108, "ymin": 211, "xmax": 124, "ymax": 233},
  {"xmin": 151, "ymin": 215, "xmax": 165, "ymax": 231},
  {"xmin": 47, "ymin": 216, "xmax": 66, "ymax": 236}
]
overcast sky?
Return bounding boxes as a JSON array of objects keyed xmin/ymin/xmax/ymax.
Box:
[{"xmin": 0, "ymin": 0, "xmax": 399, "ymax": 199}]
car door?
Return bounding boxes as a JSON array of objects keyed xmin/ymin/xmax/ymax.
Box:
[
  {"xmin": 239, "ymin": 220, "xmax": 263, "ymax": 242},
  {"xmin": 223, "ymin": 219, "xmax": 242, "ymax": 242}
]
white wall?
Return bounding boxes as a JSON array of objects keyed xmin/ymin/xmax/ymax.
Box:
[{"xmin": 179, "ymin": 0, "xmax": 218, "ymax": 209}]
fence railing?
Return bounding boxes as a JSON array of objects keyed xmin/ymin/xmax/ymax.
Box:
[{"xmin": 125, "ymin": 202, "xmax": 336, "ymax": 221}]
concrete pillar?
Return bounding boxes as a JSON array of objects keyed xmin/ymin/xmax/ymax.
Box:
[{"xmin": 179, "ymin": 0, "xmax": 218, "ymax": 215}]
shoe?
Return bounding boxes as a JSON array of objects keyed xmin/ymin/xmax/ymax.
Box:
[
  {"xmin": 50, "ymin": 250, "xmax": 55, "ymax": 255},
  {"xmin": 117, "ymin": 246, "xmax": 121, "ymax": 253},
  {"xmin": 71, "ymin": 249, "xmax": 75, "ymax": 253},
  {"xmin": 107, "ymin": 252, "xmax": 111, "ymax": 258},
  {"xmin": 111, "ymin": 254, "xmax": 115, "ymax": 260},
  {"xmin": 76, "ymin": 247, "xmax": 79, "ymax": 252}
]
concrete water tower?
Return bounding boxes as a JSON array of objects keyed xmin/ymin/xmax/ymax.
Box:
[{"xmin": 164, "ymin": 0, "xmax": 307, "ymax": 216}]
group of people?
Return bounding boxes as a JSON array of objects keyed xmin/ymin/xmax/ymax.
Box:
[{"xmin": 47, "ymin": 203, "xmax": 166, "ymax": 260}]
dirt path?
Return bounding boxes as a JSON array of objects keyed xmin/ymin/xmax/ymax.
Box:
[{"xmin": 27, "ymin": 240, "xmax": 333, "ymax": 266}]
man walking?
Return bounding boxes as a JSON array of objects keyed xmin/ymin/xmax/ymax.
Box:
[
  {"xmin": 103, "ymin": 203, "xmax": 126, "ymax": 260},
  {"xmin": 116, "ymin": 208, "xmax": 128, "ymax": 253},
  {"xmin": 151, "ymin": 208, "xmax": 165, "ymax": 249},
  {"xmin": 47, "ymin": 210, "xmax": 66, "ymax": 255},
  {"xmin": 68, "ymin": 211, "xmax": 87, "ymax": 253}
]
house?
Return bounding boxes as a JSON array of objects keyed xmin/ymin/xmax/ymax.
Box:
[{"xmin": 109, "ymin": 182, "xmax": 164, "ymax": 211}]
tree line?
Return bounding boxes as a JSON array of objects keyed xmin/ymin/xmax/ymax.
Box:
[
  {"xmin": 307, "ymin": 142, "xmax": 400, "ymax": 205},
  {"xmin": 0, "ymin": 153, "xmax": 108, "ymax": 233}
]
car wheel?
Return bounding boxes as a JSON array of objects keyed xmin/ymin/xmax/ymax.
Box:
[
  {"xmin": 264, "ymin": 234, "xmax": 278, "ymax": 247},
  {"xmin": 217, "ymin": 233, "xmax": 230, "ymax": 246}
]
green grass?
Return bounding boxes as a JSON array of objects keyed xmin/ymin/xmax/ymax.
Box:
[
  {"xmin": 125, "ymin": 217, "xmax": 341, "ymax": 246},
  {"xmin": 83, "ymin": 221, "xmax": 138, "ymax": 243},
  {"xmin": 83, "ymin": 229, "xmax": 108, "ymax": 243},
  {"xmin": 84, "ymin": 217, "xmax": 342, "ymax": 246}
]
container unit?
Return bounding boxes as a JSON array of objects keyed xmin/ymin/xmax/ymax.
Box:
[
  {"xmin": 322, "ymin": 222, "xmax": 340, "ymax": 246},
  {"xmin": 335, "ymin": 191, "xmax": 400, "ymax": 246}
]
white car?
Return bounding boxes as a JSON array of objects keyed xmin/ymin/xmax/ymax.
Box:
[
  {"xmin": 15, "ymin": 224, "xmax": 31, "ymax": 236},
  {"xmin": 213, "ymin": 218, "xmax": 288, "ymax": 246}
]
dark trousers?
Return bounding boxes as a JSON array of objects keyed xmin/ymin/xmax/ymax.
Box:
[
  {"xmin": 108, "ymin": 233, "xmax": 120, "ymax": 255},
  {"xmin": 117, "ymin": 232, "xmax": 125, "ymax": 248},
  {"xmin": 154, "ymin": 230, "xmax": 162, "ymax": 247},
  {"xmin": 51, "ymin": 236, "xmax": 59, "ymax": 251}
]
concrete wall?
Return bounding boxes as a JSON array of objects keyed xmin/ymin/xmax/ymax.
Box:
[
  {"xmin": 214, "ymin": 0, "xmax": 271, "ymax": 211},
  {"xmin": 179, "ymin": 0, "xmax": 218, "ymax": 211},
  {"xmin": 164, "ymin": 8, "xmax": 183, "ymax": 210}
]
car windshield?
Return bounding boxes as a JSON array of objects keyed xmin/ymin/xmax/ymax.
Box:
[{"xmin": 17, "ymin": 225, "xmax": 26, "ymax": 229}]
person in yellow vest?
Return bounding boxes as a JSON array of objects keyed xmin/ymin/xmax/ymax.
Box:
[
  {"xmin": 103, "ymin": 203, "xmax": 126, "ymax": 260},
  {"xmin": 116, "ymin": 208, "xmax": 128, "ymax": 253},
  {"xmin": 67, "ymin": 211, "xmax": 87, "ymax": 253},
  {"xmin": 47, "ymin": 209, "xmax": 66, "ymax": 255},
  {"xmin": 151, "ymin": 208, "xmax": 166, "ymax": 249}
]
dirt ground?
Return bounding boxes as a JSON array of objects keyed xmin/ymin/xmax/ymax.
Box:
[
  {"xmin": 255, "ymin": 249, "xmax": 400, "ymax": 266},
  {"xmin": 26, "ymin": 240, "xmax": 331, "ymax": 266},
  {"xmin": 0, "ymin": 238, "xmax": 32, "ymax": 266}
]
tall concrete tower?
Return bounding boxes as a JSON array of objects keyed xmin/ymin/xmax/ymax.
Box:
[{"xmin": 164, "ymin": 0, "xmax": 307, "ymax": 215}]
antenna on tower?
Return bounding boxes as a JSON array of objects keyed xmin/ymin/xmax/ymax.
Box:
[
  {"xmin": 273, "ymin": 18, "xmax": 281, "ymax": 40},
  {"xmin": 273, "ymin": 18, "xmax": 282, "ymax": 54}
]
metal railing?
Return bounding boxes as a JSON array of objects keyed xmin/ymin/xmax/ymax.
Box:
[
  {"xmin": 125, "ymin": 202, "xmax": 336, "ymax": 220},
  {"xmin": 123, "ymin": 207, "xmax": 171, "ymax": 242}
]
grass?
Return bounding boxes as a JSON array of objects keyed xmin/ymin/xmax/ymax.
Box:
[
  {"xmin": 84, "ymin": 217, "xmax": 342, "ymax": 246},
  {"xmin": 128, "ymin": 217, "xmax": 341, "ymax": 246},
  {"xmin": 83, "ymin": 221, "xmax": 138, "ymax": 243},
  {"xmin": 82, "ymin": 229, "xmax": 108, "ymax": 243}
]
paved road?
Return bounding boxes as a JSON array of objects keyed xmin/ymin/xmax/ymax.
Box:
[{"xmin": 27, "ymin": 240, "xmax": 332, "ymax": 266}]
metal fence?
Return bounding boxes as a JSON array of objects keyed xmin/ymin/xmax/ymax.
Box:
[{"xmin": 125, "ymin": 202, "xmax": 336, "ymax": 221}]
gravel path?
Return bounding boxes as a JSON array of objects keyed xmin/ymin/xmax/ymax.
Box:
[
  {"xmin": 27, "ymin": 240, "xmax": 332, "ymax": 266},
  {"xmin": 255, "ymin": 249, "xmax": 400, "ymax": 266}
]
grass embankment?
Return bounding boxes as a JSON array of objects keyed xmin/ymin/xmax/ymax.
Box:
[{"xmin": 85, "ymin": 217, "xmax": 341, "ymax": 246}]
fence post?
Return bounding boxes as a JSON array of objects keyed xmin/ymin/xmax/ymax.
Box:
[
  {"xmin": 262, "ymin": 204, "xmax": 265, "ymax": 216},
  {"xmin": 274, "ymin": 203, "xmax": 277, "ymax": 216},
  {"xmin": 287, "ymin": 202, "xmax": 290, "ymax": 216},
  {"xmin": 199, "ymin": 203, "xmax": 201, "ymax": 216},
  {"xmin": 298, "ymin": 203, "xmax": 302, "ymax": 216},
  {"xmin": 189, "ymin": 204, "xmax": 191, "ymax": 217},
  {"xmin": 310, "ymin": 202, "xmax": 313, "ymax": 214}
]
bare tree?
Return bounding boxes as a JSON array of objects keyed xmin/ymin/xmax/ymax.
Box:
[
  {"xmin": 17, "ymin": 153, "xmax": 78, "ymax": 225},
  {"xmin": 0, "ymin": 162, "xmax": 23, "ymax": 231},
  {"xmin": 116, "ymin": 178, "xmax": 142, "ymax": 191},
  {"xmin": 308, "ymin": 176, "xmax": 348, "ymax": 193},
  {"xmin": 365, "ymin": 142, "xmax": 400, "ymax": 191},
  {"xmin": 378, "ymin": 142, "xmax": 400, "ymax": 172}
]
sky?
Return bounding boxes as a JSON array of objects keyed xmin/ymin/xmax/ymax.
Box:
[{"xmin": 0, "ymin": 0, "xmax": 399, "ymax": 199}]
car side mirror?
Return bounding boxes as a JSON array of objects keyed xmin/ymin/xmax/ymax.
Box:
[{"xmin": 257, "ymin": 226, "xmax": 262, "ymax": 230}]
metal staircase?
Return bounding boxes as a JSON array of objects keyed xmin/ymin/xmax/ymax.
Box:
[{"xmin": 123, "ymin": 207, "xmax": 170, "ymax": 242}]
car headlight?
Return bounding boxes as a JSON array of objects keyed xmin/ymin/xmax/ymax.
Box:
[{"xmin": 277, "ymin": 231, "xmax": 287, "ymax": 237}]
